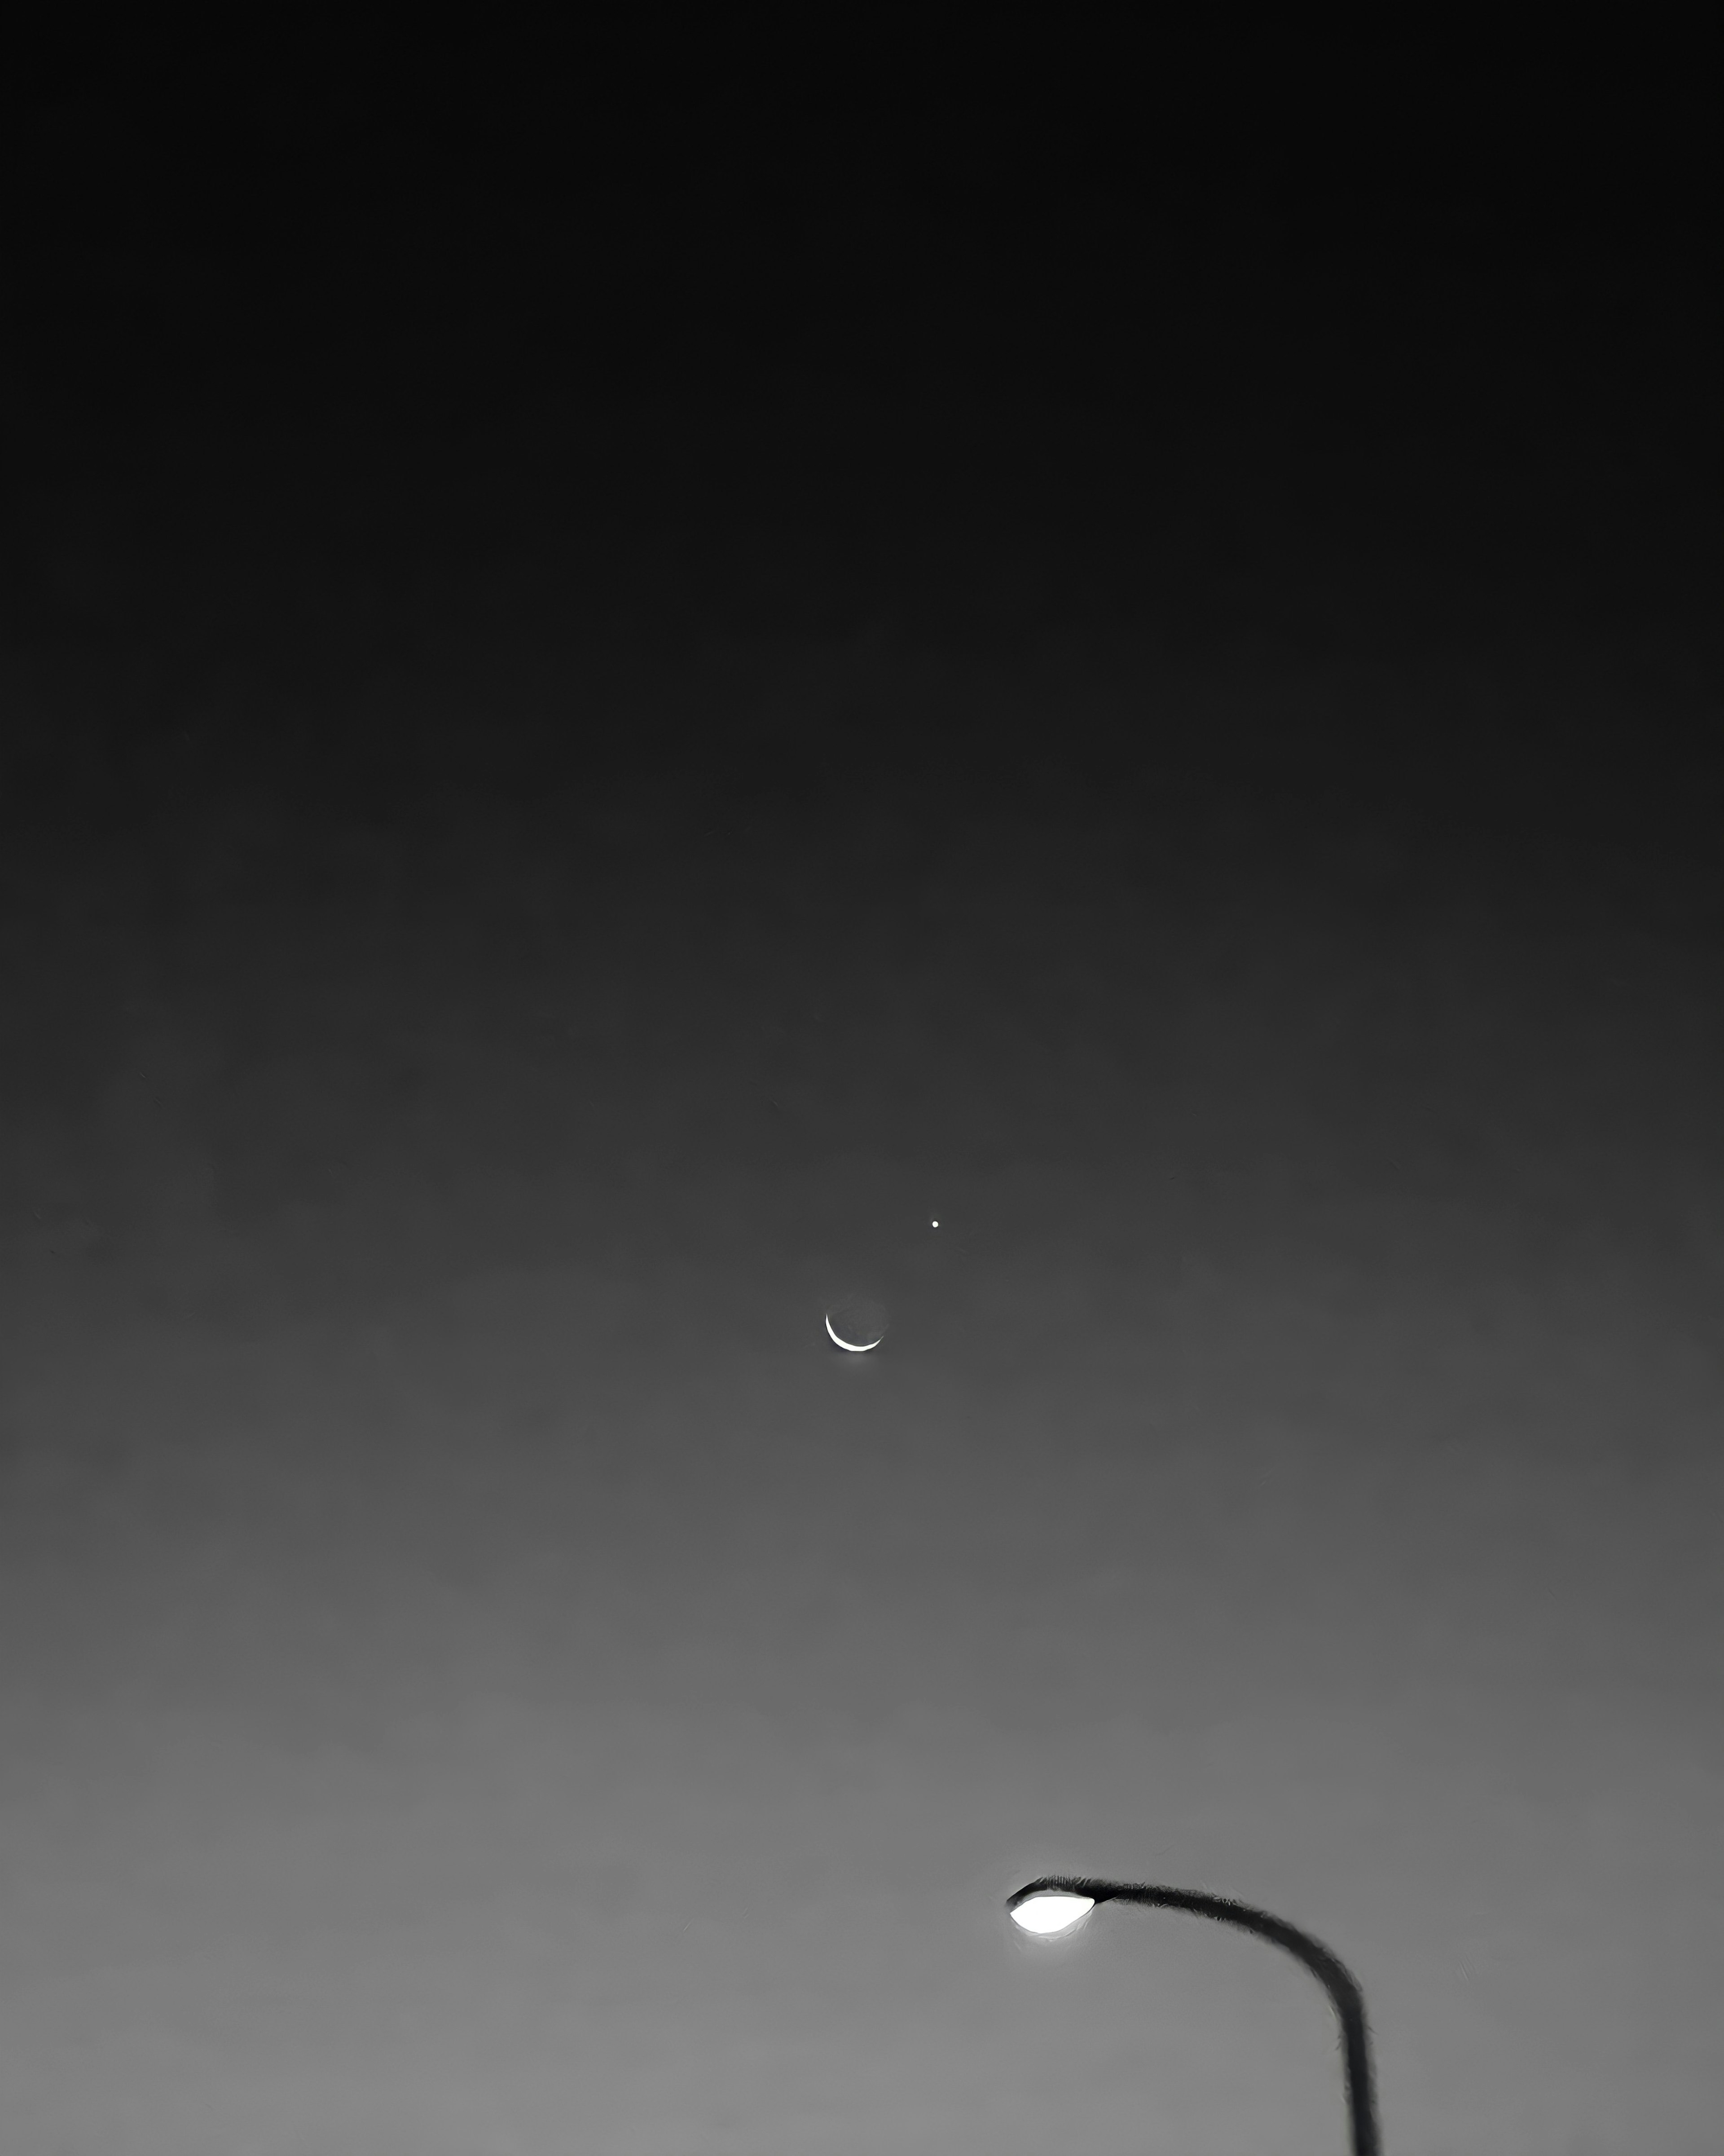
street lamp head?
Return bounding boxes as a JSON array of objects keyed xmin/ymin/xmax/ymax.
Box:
[
  {"xmin": 1002, "ymin": 1874, "xmax": 1383, "ymax": 2156},
  {"xmin": 1007, "ymin": 1885, "xmax": 1098, "ymax": 1937}
]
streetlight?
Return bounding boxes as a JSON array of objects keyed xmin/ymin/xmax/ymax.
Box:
[{"xmin": 1006, "ymin": 1875, "xmax": 1382, "ymax": 2156}]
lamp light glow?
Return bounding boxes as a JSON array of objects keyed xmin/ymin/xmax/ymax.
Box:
[{"xmin": 1009, "ymin": 1891, "xmax": 1096, "ymax": 1936}]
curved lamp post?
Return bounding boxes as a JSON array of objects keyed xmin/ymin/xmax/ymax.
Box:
[{"xmin": 1007, "ymin": 1875, "xmax": 1381, "ymax": 2156}]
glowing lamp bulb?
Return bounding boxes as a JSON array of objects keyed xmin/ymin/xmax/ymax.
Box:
[{"xmin": 1010, "ymin": 1892, "xmax": 1096, "ymax": 1936}]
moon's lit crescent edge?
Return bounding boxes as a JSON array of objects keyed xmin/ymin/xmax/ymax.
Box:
[{"xmin": 825, "ymin": 1314, "xmax": 882, "ymax": 1352}]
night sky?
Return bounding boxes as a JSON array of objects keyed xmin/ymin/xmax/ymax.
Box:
[{"xmin": 1, "ymin": 35, "xmax": 1719, "ymax": 2156}]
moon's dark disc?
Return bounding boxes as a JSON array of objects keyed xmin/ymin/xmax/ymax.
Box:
[{"xmin": 826, "ymin": 1292, "xmax": 889, "ymax": 1350}]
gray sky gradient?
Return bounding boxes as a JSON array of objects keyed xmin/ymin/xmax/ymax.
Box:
[{"xmin": 4, "ymin": 709, "xmax": 1720, "ymax": 2152}]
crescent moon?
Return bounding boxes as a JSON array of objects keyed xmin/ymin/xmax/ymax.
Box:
[{"xmin": 825, "ymin": 1314, "xmax": 882, "ymax": 1352}]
